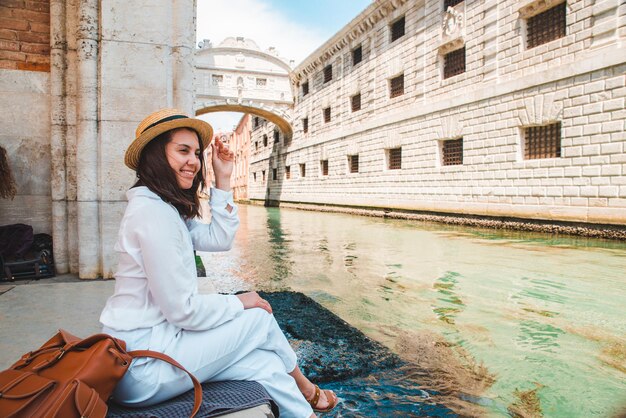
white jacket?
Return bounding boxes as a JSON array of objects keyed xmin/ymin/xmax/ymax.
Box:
[{"xmin": 100, "ymin": 186, "xmax": 243, "ymax": 332}]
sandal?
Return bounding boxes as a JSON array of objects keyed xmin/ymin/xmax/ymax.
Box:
[{"xmin": 306, "ymin": 384, "xmax": 338, "ymax": 413}]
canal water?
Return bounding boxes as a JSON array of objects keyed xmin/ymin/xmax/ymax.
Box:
[{"xmin": 200, "ymin": 205, "xmax": 626, "ymax": 417}]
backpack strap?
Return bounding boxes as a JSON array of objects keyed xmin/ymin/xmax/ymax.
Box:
[{"xmin": 128, "ymin": 350, "xmax": 202, "ymax": 418}]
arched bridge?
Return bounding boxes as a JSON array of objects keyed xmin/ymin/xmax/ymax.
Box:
[{"xmin": 195, "ymin": 100, "xmax": 293, "ymax": 138}]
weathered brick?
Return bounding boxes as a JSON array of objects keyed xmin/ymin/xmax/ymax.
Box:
[
  {"xmin": 0, "ymin": 39, "xmax": 19, "ymax": 51},
  {"xmin": 28, "ymin": 21, "xmax": 48, "ymax": 33},
  {"xmin": 0, "ymin": 17, "xmax": 28, "ymax": 31},
  {"xmin": 20, "ymin": 42, "xmax": 49, "ymax": 54},
  {"xmin": 24, "ymin": 1, "xmax": 48, "ymax": 12},
  {"xmin": 16, "ymin": 30, "xmax": 48, "ymax": 43},
  {"xmin": 16, "ymin": 60, "xmax": 49, "ymax": 71},
  {"xmin": 0, "ymin": 28, "xmax": 17, "ymax": 40},
  {"xmin": 0, "ymin": 59, "xmax": 18, "ymax": 69},
  {"xmin": 10, "ymin": 8, "xmax": 49, "ymax": 23},
  {"xmin": 0, "ymin": 49, "xmax": 25, "ymax": 60}
]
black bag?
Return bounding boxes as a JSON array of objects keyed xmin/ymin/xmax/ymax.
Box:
[{"xmin": 0, "ymin": 224, "xmax": 55, "ymax": 281}]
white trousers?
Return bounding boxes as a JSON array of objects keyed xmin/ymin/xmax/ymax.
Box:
[{"xmin": 103, "ymin": 309, "xmax": 313, "ymax": 418}]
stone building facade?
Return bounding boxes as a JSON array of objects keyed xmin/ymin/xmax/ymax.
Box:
[
  {"xmin": 248, "ymin": 0, "xmax": 626, "ymax": 226},
  {"xmin": 0, "ymin": 0, "xmax": 197, "ymax": 278}
]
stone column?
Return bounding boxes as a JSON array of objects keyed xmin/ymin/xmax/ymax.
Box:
[
  {"xmin": 50, "ymin": 0, "xmax": 68, "ymax": 273},
  {"xmin": 172, "ymin": 0, "xmax": 196, "ymax": 113},
  {"xmin": 75, "ymin": 0, "xmax": 100, "ymax": 277}
]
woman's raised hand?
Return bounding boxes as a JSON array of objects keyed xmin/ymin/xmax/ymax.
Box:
[
  {"xmin": 236, "ymin": 291, "xmax": 273, "ymax": 315},
  {"xmin": 211, "ymin": 137, "xmax": 234, "ymax": 190}
]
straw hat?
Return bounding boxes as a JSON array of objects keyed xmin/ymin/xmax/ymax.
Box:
[{"xmin": 125, "ymin": 108, "xmax": 214, "ymax": 171}]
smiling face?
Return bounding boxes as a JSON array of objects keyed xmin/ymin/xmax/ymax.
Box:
[{"xmin": 164, "ymin": 128, "xmax": 202, "ymax": 190}]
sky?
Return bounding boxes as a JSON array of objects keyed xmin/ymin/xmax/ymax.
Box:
[{"xmin": 196, "ymin": 0, "xmax": 372, "ymax": 131}]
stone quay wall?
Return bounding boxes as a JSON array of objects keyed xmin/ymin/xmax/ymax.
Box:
[{"xmin": 247, "ymin": 0, "xmax": 626, "ymax": 226}]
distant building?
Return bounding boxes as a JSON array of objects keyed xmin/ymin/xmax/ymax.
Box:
[
  {"xmin": 247, "ymin": 0, "xmax": 626, "ymax": 226},
  {"xmin": 195, "ymin": 37, "xmax": 293, "ymax": 113}
]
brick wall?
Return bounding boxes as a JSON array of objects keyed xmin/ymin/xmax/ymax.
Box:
[{"xmin": 0, "ymin": 0, "xmax": 50, "ymax": 72}]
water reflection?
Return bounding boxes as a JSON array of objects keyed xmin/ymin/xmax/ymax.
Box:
[{"xmin": 432, "ymin": 271, "xmax": 465, "ymax": 325}]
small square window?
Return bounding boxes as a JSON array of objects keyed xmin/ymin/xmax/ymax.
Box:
[
  {"xmin": 300, "ymin": 163, "xmax": 306, "ymax": 178},
  {"xmin": 323, "ymin": 107, "xmax": 331, "ymax": 123},
  {"xmin": 285, "ymin": 166, "xmax": 291, "ymax": 180},
  {"xmin": 262, "ymin": 170, "xmax": 266, "ymax": 182},
  {"xmin": 303, "ymin": 117, "xmax": 309, "ymax": 133},
  {"xmin": 348, "ymin": 155, "xmax": 359, "ymax": 173},
  {"xmin": 390, "ymin": 74, "xmax": 404, "ymax": 98},
  {"xmin": 391, "ymin": 16, "xmax": 405, "ymax": 42},
  {"xmin": 526, "ymin": 3, "xmax": 566, "ymax": 49},
  {"xmin": 263, "ymin": 135, "xmax": 268, "ymax": 147},
  {"xmin": 524, "ymin": 123, "xmax": 561, "ymax": 159},
  {"xmin": 321, "ymin": 160, "xmax": 329, "ymax": 176},
  {"xmin": 351, "ymin": 93, "xmax": 361, "ymax": 112},
  {"xmin": 387, "ymin": 147, "xmax": 402, "ymax": 170},
  {"xmin": 443, "ymin": 47, "xmax": 466, "ymax": 79},
  {"xmin": 442, "ymin": 138, "xmax": 464, "ymax": 166},
  {"xmin": 352, "ymin": 45, "xmax": 362, "ymax": 66},
  {"xmin": 302, "ymin": 81, "xmax": 309, "ymax": 96},
  {"xmin": 256, "ymin": 78, "xmax": 267, "ymax": 87},
  {"xmin": 443, "ymin": 0, "xmax": 463, "ymax": 10},
  {"xmin": 323, "ymin": 65, "xmax": 333, "ymax": 83},
  {"xmin": 274, "ymin": 130, "xmax": 280, "ymax": 143},
  {"xmin": 272, "ymin": 168, "xmax": 277, "ymax": 180}
]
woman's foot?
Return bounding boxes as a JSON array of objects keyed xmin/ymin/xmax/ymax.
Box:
[{"xmin": 303, "ymin": 383, "xmax": 338, "ymax": 413}]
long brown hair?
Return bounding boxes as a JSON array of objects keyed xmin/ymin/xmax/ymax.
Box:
[{"xmin": 134, "ymin": 128, "xmax": 205, "ymax": 219}]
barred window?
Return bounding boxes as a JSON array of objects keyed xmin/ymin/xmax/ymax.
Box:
[
  {"xmin": 211, "ymin": 74, "xmax": 223, "ymax": 85},
  {"xmin": 390, "ymin": 74, "xmax": 404, "ymax": 98},
  {"xmin": 302, "ymin": 81, "xmax": 309, "ymax": 96},
  {"xmin": 274, "ymin": 130, "xmax": 279, "ymax": 143},
  {"xmin": 444, "ymin": 47, "xmax": 466, "ymax": 79},
  {"xmin": 323, "ymin": 107, "xmax": 331, "ymax": 123},
  {"xmin": 321, "ymin": 160, "xmax": 329, "ymax": 176},
  {"xmin": 442, "ymin": 138, "xmax": 463, "ymax": 166},
  {"xmin": 285, "ymin": 166, "xmax": 291, "ymax": 180},
  {"xmin": 444, "ymin": 0, "xmax": 463, "ymax": 10},
  {"xmin": 352, "ymin": 45, "xmax": 362, "ymax": 66},
  {"xmin": 303, "ymin": 117, "xmax": 309, "ymax": 133},
  {"xmin": 263, "ymin": 134, "xmax": 268, "ymax": 147},
  {"xmin": 524, "ymin": 123, "xmax": 561, "ymax": 159},
  {"xmin": 351, "ymin": 93, "xmax": 361, "ymax": 112},
  {"xmin": 391, "ymin": 16, "xmax": 405, "ymax": 42},
  {"xmin": 348, "ymin": 155, "xmax": 359, "ymax": 173},
  {"xmin": 324, "ymin": 65, "xmax": 333, "ymax": 83},
  {"xmin": 388, "ymin": 148, "xmax": 402, "ymax": 170},
  {"xmin": 262, "ymin": 170, "xmax": 266, "ymax": 182},
  {"xmin": 272, "ymin": 168, "xmax": 277, "ymax": 180},
  {"xmin": 300, "ymin": 164, "xmax": 306, "ymax": 178},
  {"xmin": 256, "ymin": 78, "xmax": 267, "ymax": 87},
  {"xmin": 527, "ymin": 3, "xmax": 566, "ymax": 49}
]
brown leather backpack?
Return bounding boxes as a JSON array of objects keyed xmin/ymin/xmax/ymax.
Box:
[{"xmin": 0, "ymin": 329, "xmax": 202, "ymax": 418}]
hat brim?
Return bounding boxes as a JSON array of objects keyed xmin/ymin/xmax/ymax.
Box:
[{"xmin": 125, "ymin": 118, "xmax": 214, "ymax": 171}]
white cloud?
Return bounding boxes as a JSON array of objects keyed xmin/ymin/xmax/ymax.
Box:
[{"xmin": 196, "ymin": 0, "xmax": 326, "ymax": 64}]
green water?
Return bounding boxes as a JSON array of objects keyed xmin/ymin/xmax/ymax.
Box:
[{"xmin": 202, "ymin": 205, "xmax": 626, "ymax": 417}]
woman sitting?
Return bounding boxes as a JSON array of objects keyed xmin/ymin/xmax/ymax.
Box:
[{"xmin": 100, "ymin": 109, "xmax": 338, "ymax": 417}]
